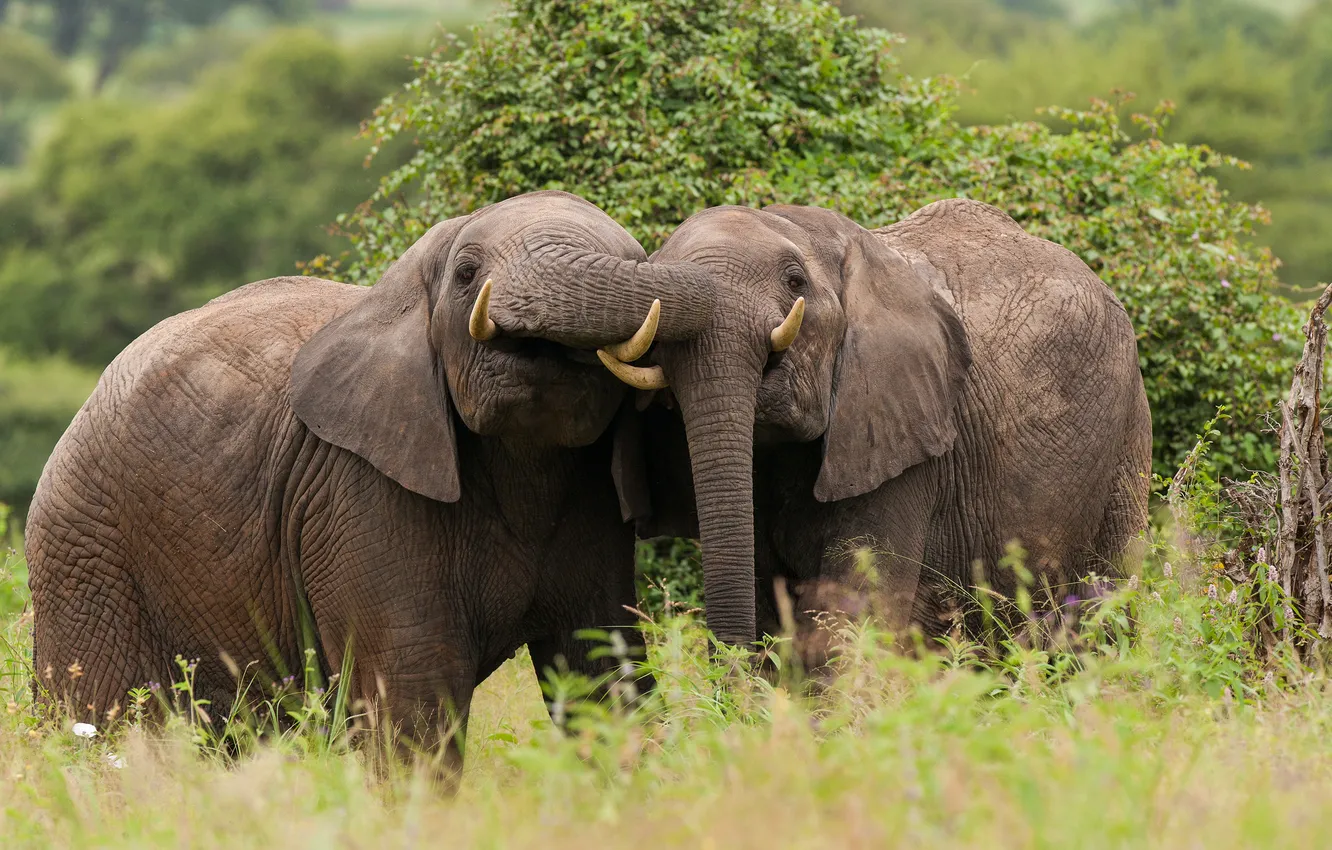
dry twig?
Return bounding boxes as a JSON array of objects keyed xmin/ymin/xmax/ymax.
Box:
[{"xmin": 1275, "ymin": 282, "xmax": 1332, "ymax": 641}]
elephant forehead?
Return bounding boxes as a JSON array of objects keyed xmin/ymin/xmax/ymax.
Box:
[
  {"xmin": 454, "ymin": 213, "xmax": 640, "ymax": 263},
  {"xmin": 663, "ymin": 215, "xmax": 806, "ymax": 269},
  {"xmin": 475, "ymin": 194, "xmax": 639, "ymax": 248}
]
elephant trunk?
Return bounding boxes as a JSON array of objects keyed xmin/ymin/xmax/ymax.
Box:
[
  {"xmin": 494, "ymin": 248, "xmax": 716, "ymax": 349},
  {"xmin": 659, "ymin": 337, "xmax": 765, "ymax": 647}
]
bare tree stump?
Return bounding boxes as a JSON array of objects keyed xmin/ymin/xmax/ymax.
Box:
[{"xmin": 1275, "ymin": 282, "xmax": 1332, "ymax": 642}]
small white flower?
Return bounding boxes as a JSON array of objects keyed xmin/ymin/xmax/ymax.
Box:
[
  {"xmin": 105, "ymin": 753, "xmax": 125, "ymax": 769},
  {"xmin": 71, "ymin": 722, "xmax": 97, "ymax": 739},
  {"xmin": 1128, "ymin": 574, "xmax": 1140, "ymax": 591},
  {"xmin": 1257, "ymin": 547, "xmax": 1268, "ymax": 564},
  {"xmin": 1207, "ymin": 584, "xmax": 1218, "ymax": 600},
  {"xmin": 1267, "ymin": 565, "xmax": 1279, "ymax": 583},
  {"xmin": 1163, "ymin": 562, "xmax": 1174, "ymax": 578},
  {"xmin": 1227, "ymin": 589, "xmax": 1239, "ymax": 605}
]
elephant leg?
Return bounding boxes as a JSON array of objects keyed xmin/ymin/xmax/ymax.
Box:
[
  {"xmin": 27, "ymin": 508, "xmax": 167, "ymax": 726},
  {"xmin": 305, "ymin": 549, "xmax": 477, "ymax": 780},
  {"xmin": 322, "ymin": 631, "xmax": 476, "ymax": 782},
  {"xmin": 1088, "ymin": 446, "xmax": 1151, "ymax": 583},
  {"xmin": 528, "ymin": 620, "xmax": 653, "ymax": 724},
  {"xmin": 528, "ymin": 501, "xmax": 650, "ymax": 726},
  {"xmin": 796, "ymin": 461, "xmax": 939, "ymax": 669}
]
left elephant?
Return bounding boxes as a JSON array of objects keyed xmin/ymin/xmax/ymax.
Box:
[{"xmin": 25, "ymin": 190, "xmax": 715, "ymax": 767}]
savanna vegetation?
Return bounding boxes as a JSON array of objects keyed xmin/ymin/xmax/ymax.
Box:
[{"xmin": 4, "ymin": 0, "xmax": 1332, "ymax": 844}]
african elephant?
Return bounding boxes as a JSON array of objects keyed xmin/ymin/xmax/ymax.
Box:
[
  {"xmin": 26, "ymin": 190, "xmax": 714, "ymax": 765},
  {"xmin": 601, "ymin": 198, "xmax": 1151, "ymax": 658}
]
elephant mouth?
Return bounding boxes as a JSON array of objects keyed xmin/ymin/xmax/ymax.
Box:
[{"xmin": 486, "ymin": 336, "xmax": 604, "ymax": 367}]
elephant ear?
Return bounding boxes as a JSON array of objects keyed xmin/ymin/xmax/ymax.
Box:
[
  {"xmin": 290, "ymin": 218, "xmax": 467, "ymax": 503},
  {"xmin": 814, "ymin": 231, "xmax": 971, "ymax": 503}
]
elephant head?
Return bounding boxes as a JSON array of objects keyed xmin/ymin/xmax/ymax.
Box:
[
  {"xmin": 597, "ymin": 205, "xmax": 970, "ymax": 645},
  {"xmin": 289, "ymin": 190, "xmax": 716, "ymax": 504}
]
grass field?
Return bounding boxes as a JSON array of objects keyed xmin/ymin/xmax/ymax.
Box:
[{"xmin": 5, "ymin": 515, "xmax": 1332, "ymax": 850}]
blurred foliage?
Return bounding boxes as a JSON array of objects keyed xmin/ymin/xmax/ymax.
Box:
[
  {"xmin": 0, "ymin": 26, "xmax": 70, "ymax": 101},
  {"xmin": 856, "ymin": 0, "xmax": 1332, "ymax": 291},
  {"xmin": 0, "ymin": 352, "xmax": 98, "ymax": 515},
  {"xmin": 11, "ymin": 0, "xmax": 311, "ymax": 86},
  {"xmin": 110, "ymin": 26, "xmax": 266, "ymax": 94},
  {"xmin": 0, "ymin": 26, "xmax": 71, "ymax": 166},
  {"xmin": 0, "ymin": 28, "xmax": 418, "ymax": 514},
  {"xmin": 0, "ymin": 29, "xmax": 415, "ymax": 366},
  {"xmin": 0, "ymin": 503, "xmax": 28, "ymax": 613},
  {"xmin": 334, "ymin": 0, "xmax": 1295, "ymax": 482}
]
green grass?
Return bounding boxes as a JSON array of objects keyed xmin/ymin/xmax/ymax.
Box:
[{"xmin": 6, "ymin": 515, "xmax": 1332, "ymax": 849}]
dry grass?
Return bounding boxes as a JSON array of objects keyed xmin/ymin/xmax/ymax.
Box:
[{"xmin": 6, "ymin": 526, "xmax": 1332, "ymax": 848}]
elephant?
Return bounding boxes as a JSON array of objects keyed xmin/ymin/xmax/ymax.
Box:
[
  {"xmin": 25, "ymin": 190, "xmax": 716, "ymax": 767},
  {"xmin": 600, "ymin": 198, "xmax": 1151, "ymax": 660}
]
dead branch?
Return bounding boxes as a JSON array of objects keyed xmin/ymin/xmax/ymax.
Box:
[{"xmin": 1275, "ymin": 282, "xmax": 1332, "ymax": 642}]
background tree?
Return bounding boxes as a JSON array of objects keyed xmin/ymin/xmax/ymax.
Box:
[
  {"xmin": 330, "ymin": 0, "xmax": 1297, "ymax": 483},
  {"xmin": 19, "ymin": 0, "xmax": 311, "ymax": 85}
]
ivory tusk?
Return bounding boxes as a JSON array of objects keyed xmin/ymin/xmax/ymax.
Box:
[
  {"xmin": 469, "ymin": 278, "xmax": 499, "ymax": 341},
  {"xmin": 770, "ymin": 296, "xmax": 805, "ymax": 352},
  {"xmin": 597, "ymin": 350, "xmax": 669, "ymax": 390},
  {"xmin": 603, "ymin": 299, "xmax": 661, "ymax": 362}
]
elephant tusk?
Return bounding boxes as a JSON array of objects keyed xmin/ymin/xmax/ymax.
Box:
[
  {"xmin": 469, "ymin": 278, "xmax": 499, "ymax": 341},
  {"xmin": 770, "ymin": 296, "xmax": 805, "ymax": 352},
  {"xmin": 597, "ymin": 350, "xmax": 669, "ymax": 390},
  {"xmin": 603, "ymin": 299, "xmax": 661, "ymax": 362}
]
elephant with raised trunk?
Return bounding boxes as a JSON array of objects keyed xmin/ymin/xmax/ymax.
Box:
[
  {"xmin": 602, "ymin": 198, "xmax": 1151, "ymax": 659},
  {"xmin": 26, "ymin": 191, "xmax": 713, "ymax": 766}
]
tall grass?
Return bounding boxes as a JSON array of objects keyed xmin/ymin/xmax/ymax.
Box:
[{"xmin": 4, "ymin": 448, "xmax": 1332, "ymax": 848}]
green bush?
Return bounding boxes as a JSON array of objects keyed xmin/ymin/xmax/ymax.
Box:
[{"xmin": 334, "ymin": 0, "xmax": 1296, "ymax": 481}]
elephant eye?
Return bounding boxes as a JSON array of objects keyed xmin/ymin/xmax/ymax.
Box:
[
  {"xmin": 784, "ymin": 269, "xmax": 808, "ymax": 291},
  {"xmin": 455, "ymin": 263, "xmax": 478, "ymax": 286}
]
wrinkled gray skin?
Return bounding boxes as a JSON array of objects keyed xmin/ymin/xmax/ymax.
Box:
[
  {"xmin": 624, "ymin": 199, "xmax": 1151, "ymax": 656},
  {"xmin": 26, "ymin": 190, "xmax": 714, "ymax": 769}
]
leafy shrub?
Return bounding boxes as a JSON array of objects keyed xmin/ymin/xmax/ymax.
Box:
[{"xmin": 333, "ymin": 0, "xmax": 1296, "ymax": 481}]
